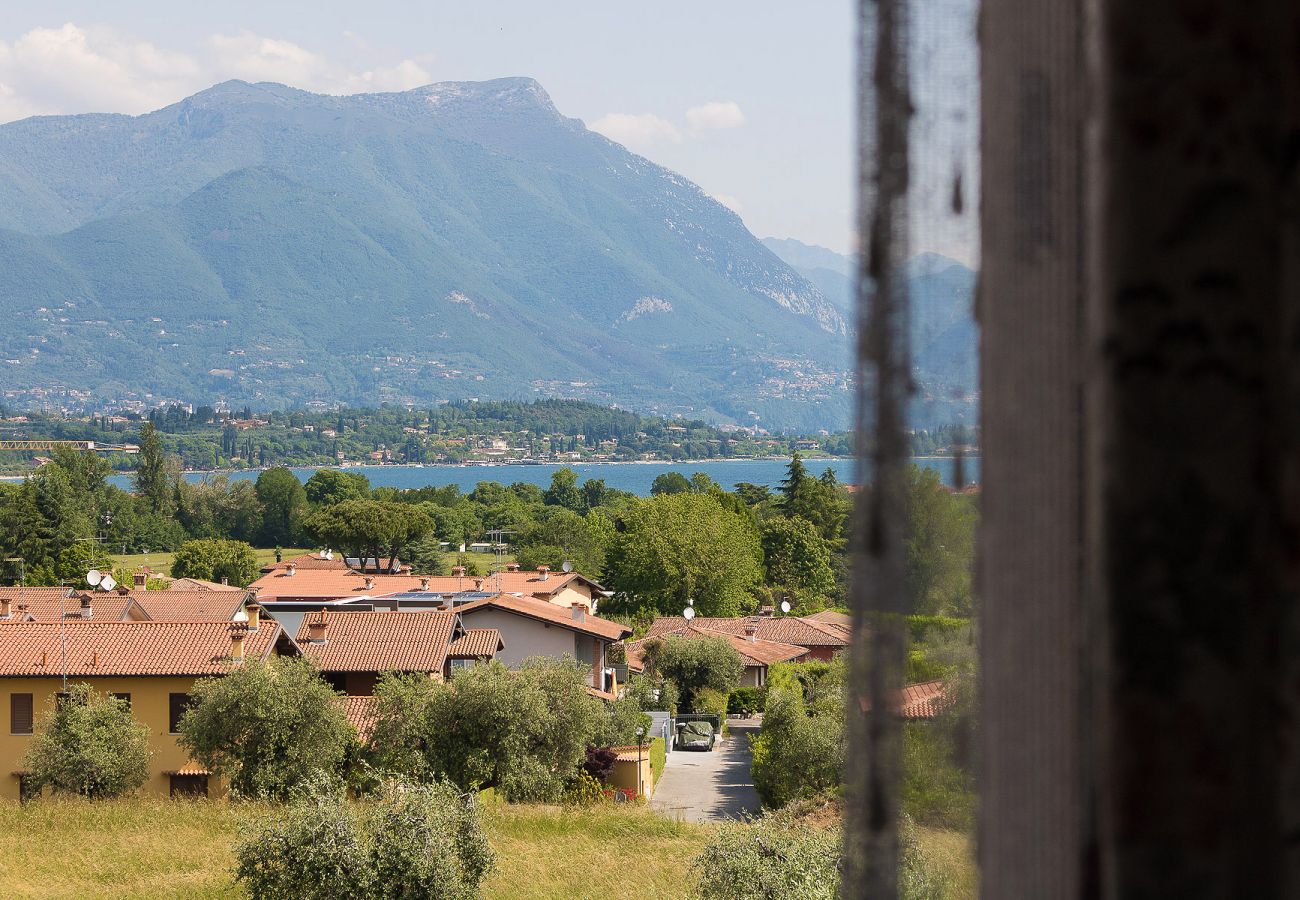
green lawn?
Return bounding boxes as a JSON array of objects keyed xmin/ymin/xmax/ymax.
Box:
[
  {"xmin": 0, "ymin": 798, "xmax": 710, "ymax": 899},
  {"xmin": 114, "ymin": 548, "xmax": 311, "ymax": 579}
]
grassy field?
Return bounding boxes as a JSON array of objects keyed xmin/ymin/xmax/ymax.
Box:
[
  {"xmin": 111, "ymin": 549, "xmax": 513, "ymax": 581},
  {"xmin": 0, "ymin": 798, "xmax": 710, "ymax": 899},
  {"xmin": 0, "ymin": 797, "xmax": 976, "ymax": 899}
]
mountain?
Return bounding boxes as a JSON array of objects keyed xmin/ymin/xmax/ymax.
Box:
[
  {"xmin": 0, "ymin": 78, "xmax": 849, "ymax": 430},
  {"xmin": 763, "ymin": 240, "xmax": 978, "ymax": 428}
]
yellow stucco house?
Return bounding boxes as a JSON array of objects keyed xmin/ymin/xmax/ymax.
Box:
[{"xmin": 0, "ymin": 611, "xmax": 292, "ymax": 800}]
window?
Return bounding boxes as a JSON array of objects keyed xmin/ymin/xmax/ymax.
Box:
[
  {"xmin": 9, "ymin": 693, "xmax": 32, "ymax": 734},
  {"xmin": 168, "ymin": 693, "xmax": 192, "ymax": 734},
  {"xmin": 169, "ymin": 774, "xmax": 209, "ymax": 798},
  {"xmin": 110, "ymin": 692, "xmax": 131, "ymax": 709}
]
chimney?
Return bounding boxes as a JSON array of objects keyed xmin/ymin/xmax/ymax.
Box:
[
  {"xmin": 306, "ymin": 610, "xmax": 328, "ymax": 644},
  {"xmin": 221, "ymin": 577, "xmax": 229, "ymax": 586},
  {"xmin": 1, "ymin": 598, "xmax": 10, "ymax": 619},
  {"xmin": 420, "ymin": 577, "xmax": 431, "ymax": 591},
  {"xmin": 744, "ymin": 625, "xmax": 758, "ymax": 643},
  {"xmin": 132, "ymin": 571, "xmax": 148, "ymax": 590},
  {"xmin": 506, "ymin": 563, "xmax": 520, "ymax": 572},
  {"xmin": 80, "ymin": 595, "xmax": 92, "ymax": 619},
  {"xmin": 758, "ymin": 605, "xmax": 775, "ymax": 617},
  {"xmin": 244, "ymin": 603, "xmax": 261, "ymax": 632},
  {"xmin": 364, "ymin": 576, "xmax": 375, "ymax": 590},
  {"xmin": 229, "ymin": 623, "xmax": 247, "ymax": 661},
  {"xmin": 452, "ymin": 565, "xmax": 466, "ymax": 577},
  {"xmin": 286, "ymin": 563, "xmax": 297, "ymax": 577},
  {"xmin": 571, "ymin": 602, "xmax": 586, "ymax": 623},
  {"xmin": 538, "ymin": 565, "xmax": 550, "ymax": 581}
]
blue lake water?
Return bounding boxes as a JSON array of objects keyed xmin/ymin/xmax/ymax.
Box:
[{"xmin": 108, "ymin": 456, "xmax": 979, "ymax": 496}]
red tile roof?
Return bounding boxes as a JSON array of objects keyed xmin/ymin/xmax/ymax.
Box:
[
  {"xmin": 857, "ymin": 680, "xmax": 955, "ymax": 720},
  {"xmin": 0, "ymin": 589, "xmax": 134, "ymax": 623},
  {"xmin": 373, "ymin": 570, "xmax": 605, "ymax": 601},
  {"xmin": 248, "ymin": 570, "xmax": 429, "ymax": 602},
  {"xmin": 294, "ymin": 610, "xmax": 457, "ymax": 674},
  {"xmin": 447, "ymin": 628, "xmax": 504, "ymax": 659},
  {"xmin": 130, "ymin": 591, "xmax": 249, "ymax": 622},
  {"xmin": 644, "ymin": 615, "xmax": 850, "ymax": 649},
  {"xmin": 162, "ymin": 764, "xmax": 213, "ymax": 776},
  {"xmin": 165, "ymin": 577, "xmax": 246, "ymax": 592},
  {"xmin": 0, "ymin": 620, "xmax": 283, "ymax": 676},
  {"xmin": 341, "ymin": 695, "xmax": 380, "ymax": 741},
  {"xmin": 455, "ymin": 593, "xmax": 631, "ymax": 641},
  {"xmin": 805, "ymin": 609, "xmax": 852, "ymax": 629},
  {"xmin": 625, "ymin": 625, "xmax": 808, "ymax": 670}
]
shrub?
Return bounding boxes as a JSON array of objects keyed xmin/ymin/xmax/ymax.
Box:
[
  {"xmin": 180, "ymin": 657, "xmax": 357, "ymax": 799},
  {"xmin": 367, "ymin": 779, "xmax": 495, "ymax": 899},
  {"xmin": 694, "ymin": 814, "xmax": 842, "ymax": 899},
  {"xmin": 648, "ymin": 737, "xmax": 666, "ymax": 782},
  {"xmin": 750, "ymin": 666, "xmax": 845, "ymax": 809},
  {"xmin": 689, "ymin": 686, "xmax": 729, "ymax": 719},
  {"xmin": 234, "ymin": 775, "xmax": 371, "ymax": 899},
  {"xmin": 24, "ymin": 683, "xmax": 151, "ymax": 799},
  {"xmin": 582, "ymin": 746, "xmax": 619, "ymax": 782},
  {"xmin": 902, "ymin": 720, "xmax": 975, "ymax": 831},
  {"xmin": 728, "ymin": 686, "xmax": 765, "ymax": 715},
  {"xmin": 235, "ymin": 776, "xmax": 494, "ymax": 900},
  {"xmin": 565, "ymin": 772, "xmax": 608, "ymax": 806}
]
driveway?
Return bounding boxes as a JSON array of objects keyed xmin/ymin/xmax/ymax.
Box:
[{"xmin": 651, "ymin": 720, "xmax": 762, "ymax": 823}]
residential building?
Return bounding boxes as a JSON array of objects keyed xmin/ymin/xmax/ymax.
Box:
[
  {"xmin": 288, "ymin": 609, "xmax": 501, "ymax": 695},
  {"xmin": 641, "ymin": 614, "xmax": 850, "ymax": 661},
  {"xmin": 0, "ymin": 616, "xmax": 291, "ymax": 800},
  {"xmin": 453, "ymin": 593, "xmax": 631, "ymax": 698}
]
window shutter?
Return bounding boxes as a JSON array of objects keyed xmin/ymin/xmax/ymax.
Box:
[
  {"xmin": 168, "ymin": 693, "xmax": 191, "ymax": 733},
  {"xmin": 10, "ymin": 693, "xmax": 33, "ymax": 735}
]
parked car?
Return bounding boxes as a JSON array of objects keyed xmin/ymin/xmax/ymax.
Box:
[{"xmin": 675, "ymin": 720, "xmax": 716, "ymax": 751}]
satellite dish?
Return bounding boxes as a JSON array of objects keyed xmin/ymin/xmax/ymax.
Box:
[
  {"xmin": 99, "ymin": 575, "xmax": 118, "ymax": 592},
  {"xmin": 780, "ymin": 600, "xmax": 792, "ymax": 614},
  {"xmin": 561, "ymin": 560, "xmax": 573, "ymax": 573},
  {"xmin": 86, "ymin": 569, "xmax": 102, "ymax": 587},
  {"xmin": 683, "ymin": 607, "xmax": 696, "ymax": 620}
]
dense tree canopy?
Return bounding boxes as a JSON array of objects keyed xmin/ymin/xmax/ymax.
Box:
[
  {"xmin": 256, "ymin": 466, "xmax": 309, "ymax": 546},
  {"xmin": 170, "ymin": 538, "xmax": 260, "ymax": 586},
  {"xmin": 603, "ymin": 493, "xmax": 763, "ymax": 617},
  {"xmin": 306, "ymin": 500, "xmax": 434, "ymax": 572}
]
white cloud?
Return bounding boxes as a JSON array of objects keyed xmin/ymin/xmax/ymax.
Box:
[
  {"xmin": 686, "ymin": 100, "xmax": 745, "ymax": 132},
  {"xmin": 0, "ymin": 23, "xmax": 201, "ymax": 121},
  {"xmin": 590, "ymin": 112, "xmax": 682, "ymax": 150},
  {"xmin": 711, "ymin": 193, "xmax": 744, "ymax": 214},
  {"xmin": 0, "ymin": 23, "xmax": 436, "ymax": 124}
]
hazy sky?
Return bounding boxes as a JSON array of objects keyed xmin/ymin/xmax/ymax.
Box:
[{"xmin": 0, "ymin": 2, "xmax": 976, "ymax": 259}]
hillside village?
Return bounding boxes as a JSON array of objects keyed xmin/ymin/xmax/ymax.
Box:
[{"xmin": 0, "ymin": 554, "xmax": 899, "ymax": 803}]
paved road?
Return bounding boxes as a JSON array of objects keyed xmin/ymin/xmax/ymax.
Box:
[{"xmin": 651, "ymin": 721, "xmax": 762, "ymax": 823}]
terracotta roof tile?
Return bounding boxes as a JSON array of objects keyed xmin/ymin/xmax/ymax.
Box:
[
  {"xmin": 805, "ymin": 609, "xmax": 852, "ymax": 628},
  {"xmin": 295, "ymin": 610, "xmax": 457, "ymax": 674},
  {"xmin": 374, "ymin": 570, "xmax": 605, "ymax": 600},
  {"xmin": 162, "ymin": 764, "xmax": 213, "ymax": 776},
  {"xmin": 0, "ymin": 620, "xmax": 282, "ymax": 676},
  {"xmin": 644, "ymin": 615, "xmax": 850, "ymax": 649},
  {"xmin": 455, "ymin": 593, "xmax": 631, "ymax": 641},
  {"xmin": 130, "ymin": 591, "xmax": 249, "ymax": 622},
  {"xmin": 165, "ymin": 578, "xmax": 245, "ymax": 592},
  {"xmin": 341, "ymin": 695, "xmax": 380, "ymax": 741},
  {"xmin": 447, "ymin": 628, "xmax": 503, "ymax": 658},
  {"xmin": 857, "ymin": 680, "xmax": 954, "ymax": 720},
  {"xmin": 0, "ymin": 589, "xmax": 136, "ymax": 623},
  {"xmin": 248, "ymin": 570, "xmax": 430, "ymax": 602}
]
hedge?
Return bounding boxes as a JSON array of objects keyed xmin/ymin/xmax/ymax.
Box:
[{"xmin": 649, "ymin": 737, "xmax": 666, "ymax": 784}]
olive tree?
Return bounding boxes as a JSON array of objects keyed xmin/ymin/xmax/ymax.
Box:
[
  {"xmin": 179, "ymin": 657, "xmax": 356, "ymax": 799},
  {"xmin": 24, "ymin": 683, "xmax": 151, "ymax": 798}
]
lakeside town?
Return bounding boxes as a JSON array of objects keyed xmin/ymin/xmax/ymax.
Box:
[{"xmin": 0, "ymin": 427, "xmax": 978, "ymax": 897}]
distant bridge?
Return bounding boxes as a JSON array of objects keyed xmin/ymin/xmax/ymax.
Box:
[{"xmin": 0, "ymin": 440, "xmax": 139, "ymax": 454}]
